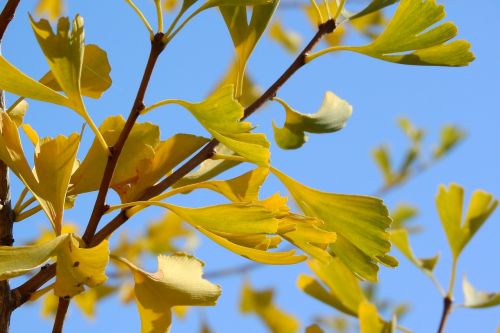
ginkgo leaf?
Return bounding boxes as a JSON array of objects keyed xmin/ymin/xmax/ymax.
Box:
[
  {"xmin": 433, "ymin": 125, "xmax": 466, "ymax": 159},
  {"xmin": 213, "ymin": 61, "xmax": 261, "ymax": 107},
  {"xmin": 240, "ymin": 281, "xmax": 300, "ymax": 333},
  {"xmin": 272, "ymin": 168, "xmax": 396, "ymax": 281},
  {"xmin": 350, "ymin": 0, "xmax": 399, "ymax": 20},
  {"xmin": 36, "ymin": 0, "xmax": 66, "ymax": 20},
  {"xmin": 0, "ymin": 112, "xmax": 79, "ymax": 234},
  {"xmin": 305, "ymin": 325, "xmax": 324, "ymax": 333},
  {"xmin": 462, "ymin": 276, "xmax": 500, "ymax": 309},
  {"xmin": 40, "ymin": 44, "xmax": 112, "ymax": 99},
  {"xmin": 281, "ymin": 214, "xmax": 337, "ymax": 263},
  {"xmin": 219, "ymin": 0, "xmax": 278, "ymax": 97},
  {"xmin": 144, "ymin": 212, "xmax": 197, "ymax": 254},
  {"xmin": 391, "ymin": 228, "xmax": 439, "ymax": 274},
  {"xmin": 272, "ymin": 92, "xmax": 352, "ymax": 149},
  {"xmin": 436, "ymin": 184, "xmax": 498, "ymax": 259},
  {"xmin": 115, "ymin": 134, "xmax": 209, "ymax": 202},
  {"xmin": 0, "ymin": 234, "xmax": 109, "ymax": 297},
  {"xmin": 358, "ymin": 302, "xmax": 385, "ymax": 333},
  {"xmin": 311, "ymin": 0, "xmax": 474, "ymax": 67},
  {"xmin": 148, "ymin": 85, "xmax": 270, "ymax": 166},
  {"xmin": 297, "ymin": 258, "xmax": 366, "ymax": 316},
  {"xmin": 113, "ymin": 253, "xmax": 221, "ymax": 333},
  {"xmin": 34, "ymin": 133, "xmax": 80, "ymax": 234},
  {"xmin": 162, "ymin": 167, "xmax": 269, "ymax": 202},
  {"xmin": 372, "ymin": 145, "xmax": 393, "ymax": 185},
  {"xmin": 5, "ymin": 100, "xmax": 28, "ymax": 127},
  {"xmin": 70, "ymin": 116, "xmax": 158, "ymax": 194},
  {"xmin": 269, "ymin": 21, "xmax": 302, "ymax": 54},
  {"xmin": 391, "ymin": 203, "xmax": 418, "ymax": 229}
]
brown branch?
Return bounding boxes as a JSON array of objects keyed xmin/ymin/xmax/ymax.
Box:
[
  {"xmin": 0, "ymin": 0, "xmax": 20, "ymax": 41},
  {"xmin": 14, "ymin": 18, "xmax": 338, "ymax": 304},
  {"xmin": 52, "ymin": 298, "xmax": 70, "ymax": 333},
  {"xmin": 437, "ymin": 296, "xmax": 452, "ymax": 333},
  {"xmin": 92, "ymin": 18, "xmax": 336, "ymax": 245},
  {"xmin": 81, "ymin": 33, "xmax": 166, "ymax": 244}
]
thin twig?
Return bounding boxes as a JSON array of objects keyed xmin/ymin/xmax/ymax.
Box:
[
  {"xmin": 437, "ymin": 296, "xmax": 452, "ymax": 333},
  {"xmin": 81, "ymin": 33, "xmax": 166, "ymax": 244},
  {"xmin": 52, "ymin": 298, "xmax": 70, "ymax": 333},
  {"xmin": 0, "ymin": 0, "xmax": 20, "ymax": 40}
]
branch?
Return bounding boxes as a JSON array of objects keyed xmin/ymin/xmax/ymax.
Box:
[
  {"xmin": 0, "ymin": 0, "xmax": 20, "ymax": 40},
  {"xmin": 52, "ymin": 298, "xmax": 70, "ymax": 333},
  {"xmin": 81, "ymin": 33, "xmax": 166, "ymax": 244},
  {"xmin": 437, "ymin": 296, "xmax": 452, "ymax": 333},
  {"xmin": 92, "ymin": 18, "xmax": 337, "ymax": 245}
]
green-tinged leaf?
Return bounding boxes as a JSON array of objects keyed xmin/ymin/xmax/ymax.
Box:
[
  {"xmin": 297, "ymin": 258, "xmax": 365, "ymax": 316},
  {"xmin": 6, "ymin": 100, "xmax": 28, "ymax": 127},
  {"xmin": 358, "ymin": 302, "xmax": 385, "ymax": 333},
  {"xmin": 174, "ymin": 144, "xmax": 241, "ymax": 187},
  {"xmin": 272, "ymin": 168, "xmax": 396, "ymax": 281},
  {"xmin": 70, "ymin": 116, "xmax": 158, "ymax": 194},
  {"xmin": 398, "ymin": 117, "xmax": 424, "ymax": 143},
  {"xmin": 281, "ymin": 214, "xmax": 337, "ymax": 263},
  {"xmin": 36, "ymin": 0, "xmax": 65, "ymax": 20},
  {"xmin": 391, "ymin": 228, "xmax": 439, "ymax": 273},
  {"xmin": 319, "ymin": 0, "xmax": 474, "ymax": 66},
  {"xmin": 113, "ymin": 253, "xmax": 221, "ymax": 333},
  {"xmin": 198, "ymin": 226, "xmax": 305, "ymax": 264},
  {"xmin": 436, "ymin": 184, "xmax": 498, "ymax": 259},
  {"xmin": 463, "ymin": 276, "xmax": 500, "ymax": 309},
  {"xmin": 170, "ymin": 85, "xmax": 270, "ymax": 165},
  {"xmin": 0, "ymin": 233, "xmax": 108, "ymax": 297},
  {"xmin": 433, "ymin": 125, "xmax": 466, "ymax": 159},
  {"xmin": 213, "ymin": 61, "xmax": 261, "ymax": 107},
  {"xmin": 220, "ymin": 0, "xmax": 279, "ymax": 97},
  {"xmin": 34, "ymin": 132, "xmax": 80, "ymax": 234},
  {"xmin": 350, "ymin": 0, "xmax": 399, "ymax": 20},
  {"xmin": 115, "ymin": 134, "xmax": 209, "ymax": 202},
  {"xmin": 269, "ymin": 21, "xmax": 302, "ymax": 54},
  {"xmin": 0, "ymin": 236, "xmax": 66, "ymax": 280},
  {"xmin": 240, "ymin": 282, "xmax": 300, "ymax": 333},
  {"xmin": 144, "ymin": 212, "xmax": 197, "ymax": 254},
  {"xmin": 372, "ymin": 145, "xmax": 393, "ymax": 184},
  {"xmin": 391, "ymin": 203, "xmax": 418, "ymax": 229},
  {"xmin": 41, "ymin": 44, "xmax": 112, "ymax": 99},
  {"xmin": 165, "ymin": 167, "xmax": 269, "ymax": 202},
  {"xmin": 272, "ymin": 92, "xmax": 352, "ymax": 149}
]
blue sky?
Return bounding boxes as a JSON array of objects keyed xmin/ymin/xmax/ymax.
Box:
[{"xmin": 4, "ymin": 0, "xmax": 499, "ymax": 332}]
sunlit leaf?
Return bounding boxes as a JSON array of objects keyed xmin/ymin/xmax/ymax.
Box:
[
  {"xmin": 36, "ymin": 0, "xmax": 65, "ymax": 20},
  {"xmin": 54, "ymin": 235, "xmax": 109, "ymax": 297},
  {"xmin": 272, "ymin": 168, "xmax": 396, "ymax": 281},
  {"xmin": 398, "ymin": 117, "xmax": 424, "ymax": 143},
  {"xmin": 213, "ymin": 61, "xmax": 261, "ymax": 107},
  {"xmin": 164, "ymin": 85, "xmax": 270, "ymax": 166},
  {"xmin": 220, "ymin": 0, "xmax": 279, "ymax": 97},
  {"xmin": 358, "ymin": 302, "xmax": 385, "ymax": 333},
  {"xmin": 316, "ymin": 0, "xmax": 474, "ymax": 67},
  {"xmin": 350, "ymin": 0, "xmax": 398, "ymax": 20},
  {"xmin": 240, "ymin": 281, "xmax": 300, "ymax": 333},
  {"xmin": 433, "ymin": 125, "xmax": 466, "ymax": 159},
  {"xmin": 70, "ymin": 116, "xmax": 158, "ymax": 194},
  {"xmin": 41, "ymin": 44, "xmax": 112, "ymax": 99},
  {"xmin": 463, "ymin": 276, "xmax": 500, "ymax": 309},
  {"xmin": 391, "ymin": 203, "xmax": 418, "ymax": 229},
  {"xmin": 144, "ymin": 212, "xmax": 197, "ymax": 254},
  {"xmin": 113, "ymin": 253, "xmax": 221, "ymax": 333},
  {"xmin": 372, "ymin": 145, "xmax": 393, "ymax": 185},
  {"xmin": 5, "ymin": 100, "xmax": 28, "ymax": 127},
  {"xmin": 391, "ymin": 228, "xmax": 439, "ymax": 274},
  {"xmin": 305, "ymin": 324, "xmax": 325, "ymax": 333},
  {"xmin": 269, "ymin": 21, "xmax": 302, "ymax": 54},
  {"xmin": 272, "ymin": 92, "xmax": 352, "ymax": 149},
  {"xmin": 436, "ymin": 184, "xmax": 498, "ymax": 259},
  {"xmin": 297, "ymin": 258, "xmax": 365, "ymax": 316}
]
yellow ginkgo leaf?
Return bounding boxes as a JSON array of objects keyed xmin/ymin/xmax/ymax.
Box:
[
  {"xmin": 240, "ymin": 281, "xmax": 300, "ymax": 333},
  {"xmin": 70, "ymin": 116, "xmax": 158, "ymax": 194},
  {"xmin": 0, "ymin": 112, "xmax": 79, "ymax": 234},
  {"xmin": 269, "ymin": 21, "xmax": 302, "ymax": 54},
  {"xmin": 391, "ymin": 228, "xmax": 439, "ymax": 274},
  {"xmin": 113, "ymin": 253, "xmax": 221, "ymax": 333},
  {"xmin": 144, "ymin": 85, "xmax": 270, "ymax": 166},
  {"xmin": 144, "ymin": 212, "xmax": 197, "ymax": 254},
  {"xmin": 54, "ymin": 235, "xmax": 109, "ymax": 297},
  {"xmin": 358, "ymin": 302, "xmax": 385, "ymax": 333},
  {"xmin": 272, "ymin": 168, "xmax": 396, "ymax": 282},
  {"xmin": 40, "ymin": 44, "xmax": 112, "ymax": 99},
  {"xmin": 5, "ymin": 100, "xmax": 28, "ymax": 127},
  {"xmin": 436, "ymin": 184, "xmax": 498, "ymax": 259},
  {"xmin": 36, "ymin": 0, "xmax": 65, "ymax": 20}
]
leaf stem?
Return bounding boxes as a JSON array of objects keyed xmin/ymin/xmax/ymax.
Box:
[
  {"xmin": 447, "ymin": 257, "xmax": 458, "ymax": 297},
  {"xmin": 13, "ymin": 195, "xmax": 36, "ymax": 215},
  {"xmin": 12, "ymin": 187, "xmax": 28, "ymax": 213},
  {"xmin": 437, "ymin": 258, "xmax": 458, "ymax": 333},
  {"xmin": 14, "ymin": 205, "xmax": 42, "ymax": 222},
  {"xmin": 309, "ymin": 0, "xmax": 324, "ymax": 24},
  {"xmin": 124, "ymin": 0, "xmax": 155, "ymax": 40},
  {"xmin": 52, "ymin": 298, "xmax": 70, "ymax": 333},
  {"xmin": 154, "ymin": 0, "xmax": 164, "ymax": 32}
]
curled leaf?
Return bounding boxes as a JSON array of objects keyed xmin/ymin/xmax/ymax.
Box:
[{"xmin": 463, "ymin": 276, "xmax": 500, "ymax": 309}]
